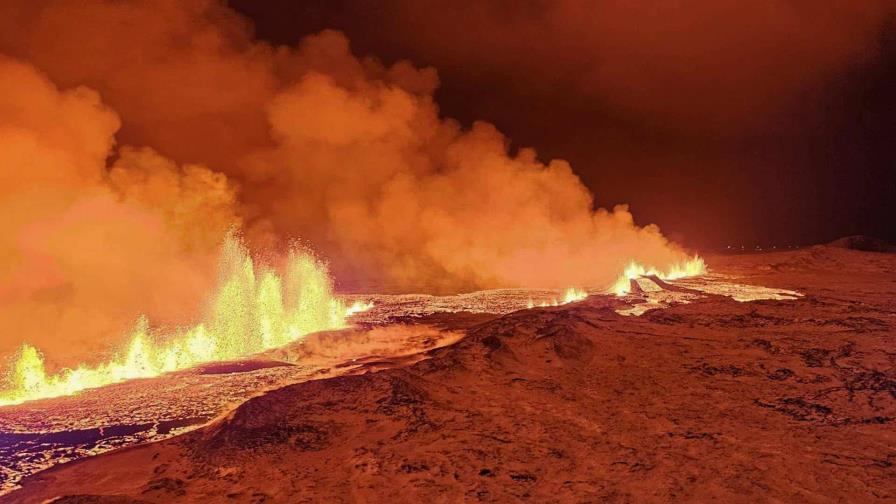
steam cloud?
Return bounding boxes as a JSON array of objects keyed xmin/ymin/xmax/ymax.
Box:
[{"xmin": 0, "ymin": 0, "xmax": 707, "ymax": 367}]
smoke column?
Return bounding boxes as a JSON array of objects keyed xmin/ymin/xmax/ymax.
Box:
[{"xmin": 1, "ymin": 0, "xmax": 697, "ymax": 369}]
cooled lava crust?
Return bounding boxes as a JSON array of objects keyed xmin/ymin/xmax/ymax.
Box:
[{"xmin": 6, "ymin": 246, "xmax": 896, "ymax": 503}]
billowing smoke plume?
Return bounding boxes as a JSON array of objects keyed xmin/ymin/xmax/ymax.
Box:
[
  {"xmin": 0, "ymin": 55, "xmax": 241, "ymax": 365},
  {"xmin": 1, "ymin": 0, "xmax": 691, "ymax": 366}
]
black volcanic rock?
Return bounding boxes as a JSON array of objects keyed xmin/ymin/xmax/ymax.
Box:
[{"xmin": 827, "ymin": 235, "xmax": 895, "ymax": 252}]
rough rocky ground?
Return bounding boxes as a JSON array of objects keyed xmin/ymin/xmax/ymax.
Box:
[
  {"xmin": 0, "ymin": 325, "xmax": 464, "ymax": 494},
  {"xmin": 5, "ymin": 246, "xmax": 896, "ymax": 503}
]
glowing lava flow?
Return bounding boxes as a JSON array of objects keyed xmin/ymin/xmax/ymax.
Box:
[
  {"xmin": 0, "ymin": 236, "xmax": 370, "ymax": 407},
  {"xmin": 344, "ymin": 300, "xmax": 375, "ymax": 317},
  {"xmin": 610, "ymin": 256, "xmax": 707, "ymax": 296},
  {"xmin": 526, "ymin": 287, "xmax": 588, "ymax": 309}
]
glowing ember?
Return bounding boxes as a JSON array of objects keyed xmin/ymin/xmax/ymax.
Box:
[
  {"xmin": 0, "ymin": 235, "xmax": 355, "ymax": 407},
  {"xmin": 610, "ymin": 256, "xmax": 707, "ymax": 296}
]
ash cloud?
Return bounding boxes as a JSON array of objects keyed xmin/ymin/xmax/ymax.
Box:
[
  {"xmin": 242, "ymin": 0, "xmax": 896, "ymax": 248},
  {"xmin": 0, "ymin": 0, "xmax": 704, "ymax": 365}
]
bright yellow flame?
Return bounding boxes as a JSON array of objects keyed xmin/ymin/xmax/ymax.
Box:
[
  {"xmin": 0, "ymin": 235, "xmax": 354, "ymax": 407},
  {"xmin": 562, "ymin": 287, "xmax": 587, "ymax": 304},
  {"xmin": 610, "ymin": 256, "xmax": 706, "ymax": 296},
  {"xmin": 526, "ymin": 287, "xmax": 588, "ymax": 309},
  {"xmin": 344, "ymin": 300, "xmax": 374, "ymax": 317}
]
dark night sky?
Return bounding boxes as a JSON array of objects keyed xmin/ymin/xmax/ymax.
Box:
[{"xmin": 229, "ymin": 1, "xmax": 896, "ymax": 249}]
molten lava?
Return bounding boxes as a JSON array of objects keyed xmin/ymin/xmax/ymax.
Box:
[
  {"xmin": 0, "ymin": 235, "xmax": 367, "ymax": 407},
  {"xmin": 610, "ymin": 256, "xmax": 707, "ymax": 296},
  {"xmin": 0, "ymin": 251, "xmax": 701, "ymax": 407},
  {"xmin": 525, "ymin": 287, "xmax": 588, "ymax": 309}
]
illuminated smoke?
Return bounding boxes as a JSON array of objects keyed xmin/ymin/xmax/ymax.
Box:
[
  {"xmin": 0, "ymin": 1, "xmax": 707, "ymax": 373},
  {"xmin": 0, "ymin": 55, "xmax": 243, "ymax": 369}
]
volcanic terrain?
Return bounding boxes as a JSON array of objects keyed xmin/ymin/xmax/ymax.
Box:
[{"xmin": 4, "ymin": 245, "xmax": 896, "ymax": 503}]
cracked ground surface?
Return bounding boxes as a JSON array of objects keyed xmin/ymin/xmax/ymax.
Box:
[{"xmin": 4, "ymin": 246, "xmax": 896, "ymax": 503}]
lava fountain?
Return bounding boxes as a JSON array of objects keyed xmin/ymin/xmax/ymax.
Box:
[
  {"xmin": 0, "ymin": 242, "xmax": 705, "ymax": 407},
  {"xmin": 0, "ymin": 235, "xmax": 363, "ymax": 406},
  {"xmin": 610, "ymin": 256, "xmax": 707, "ymax": 296}
]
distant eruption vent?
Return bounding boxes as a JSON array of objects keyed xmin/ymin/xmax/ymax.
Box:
[{"xmin": 611, "ymin": 256, "xmax": 706, "ymax": 296}]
